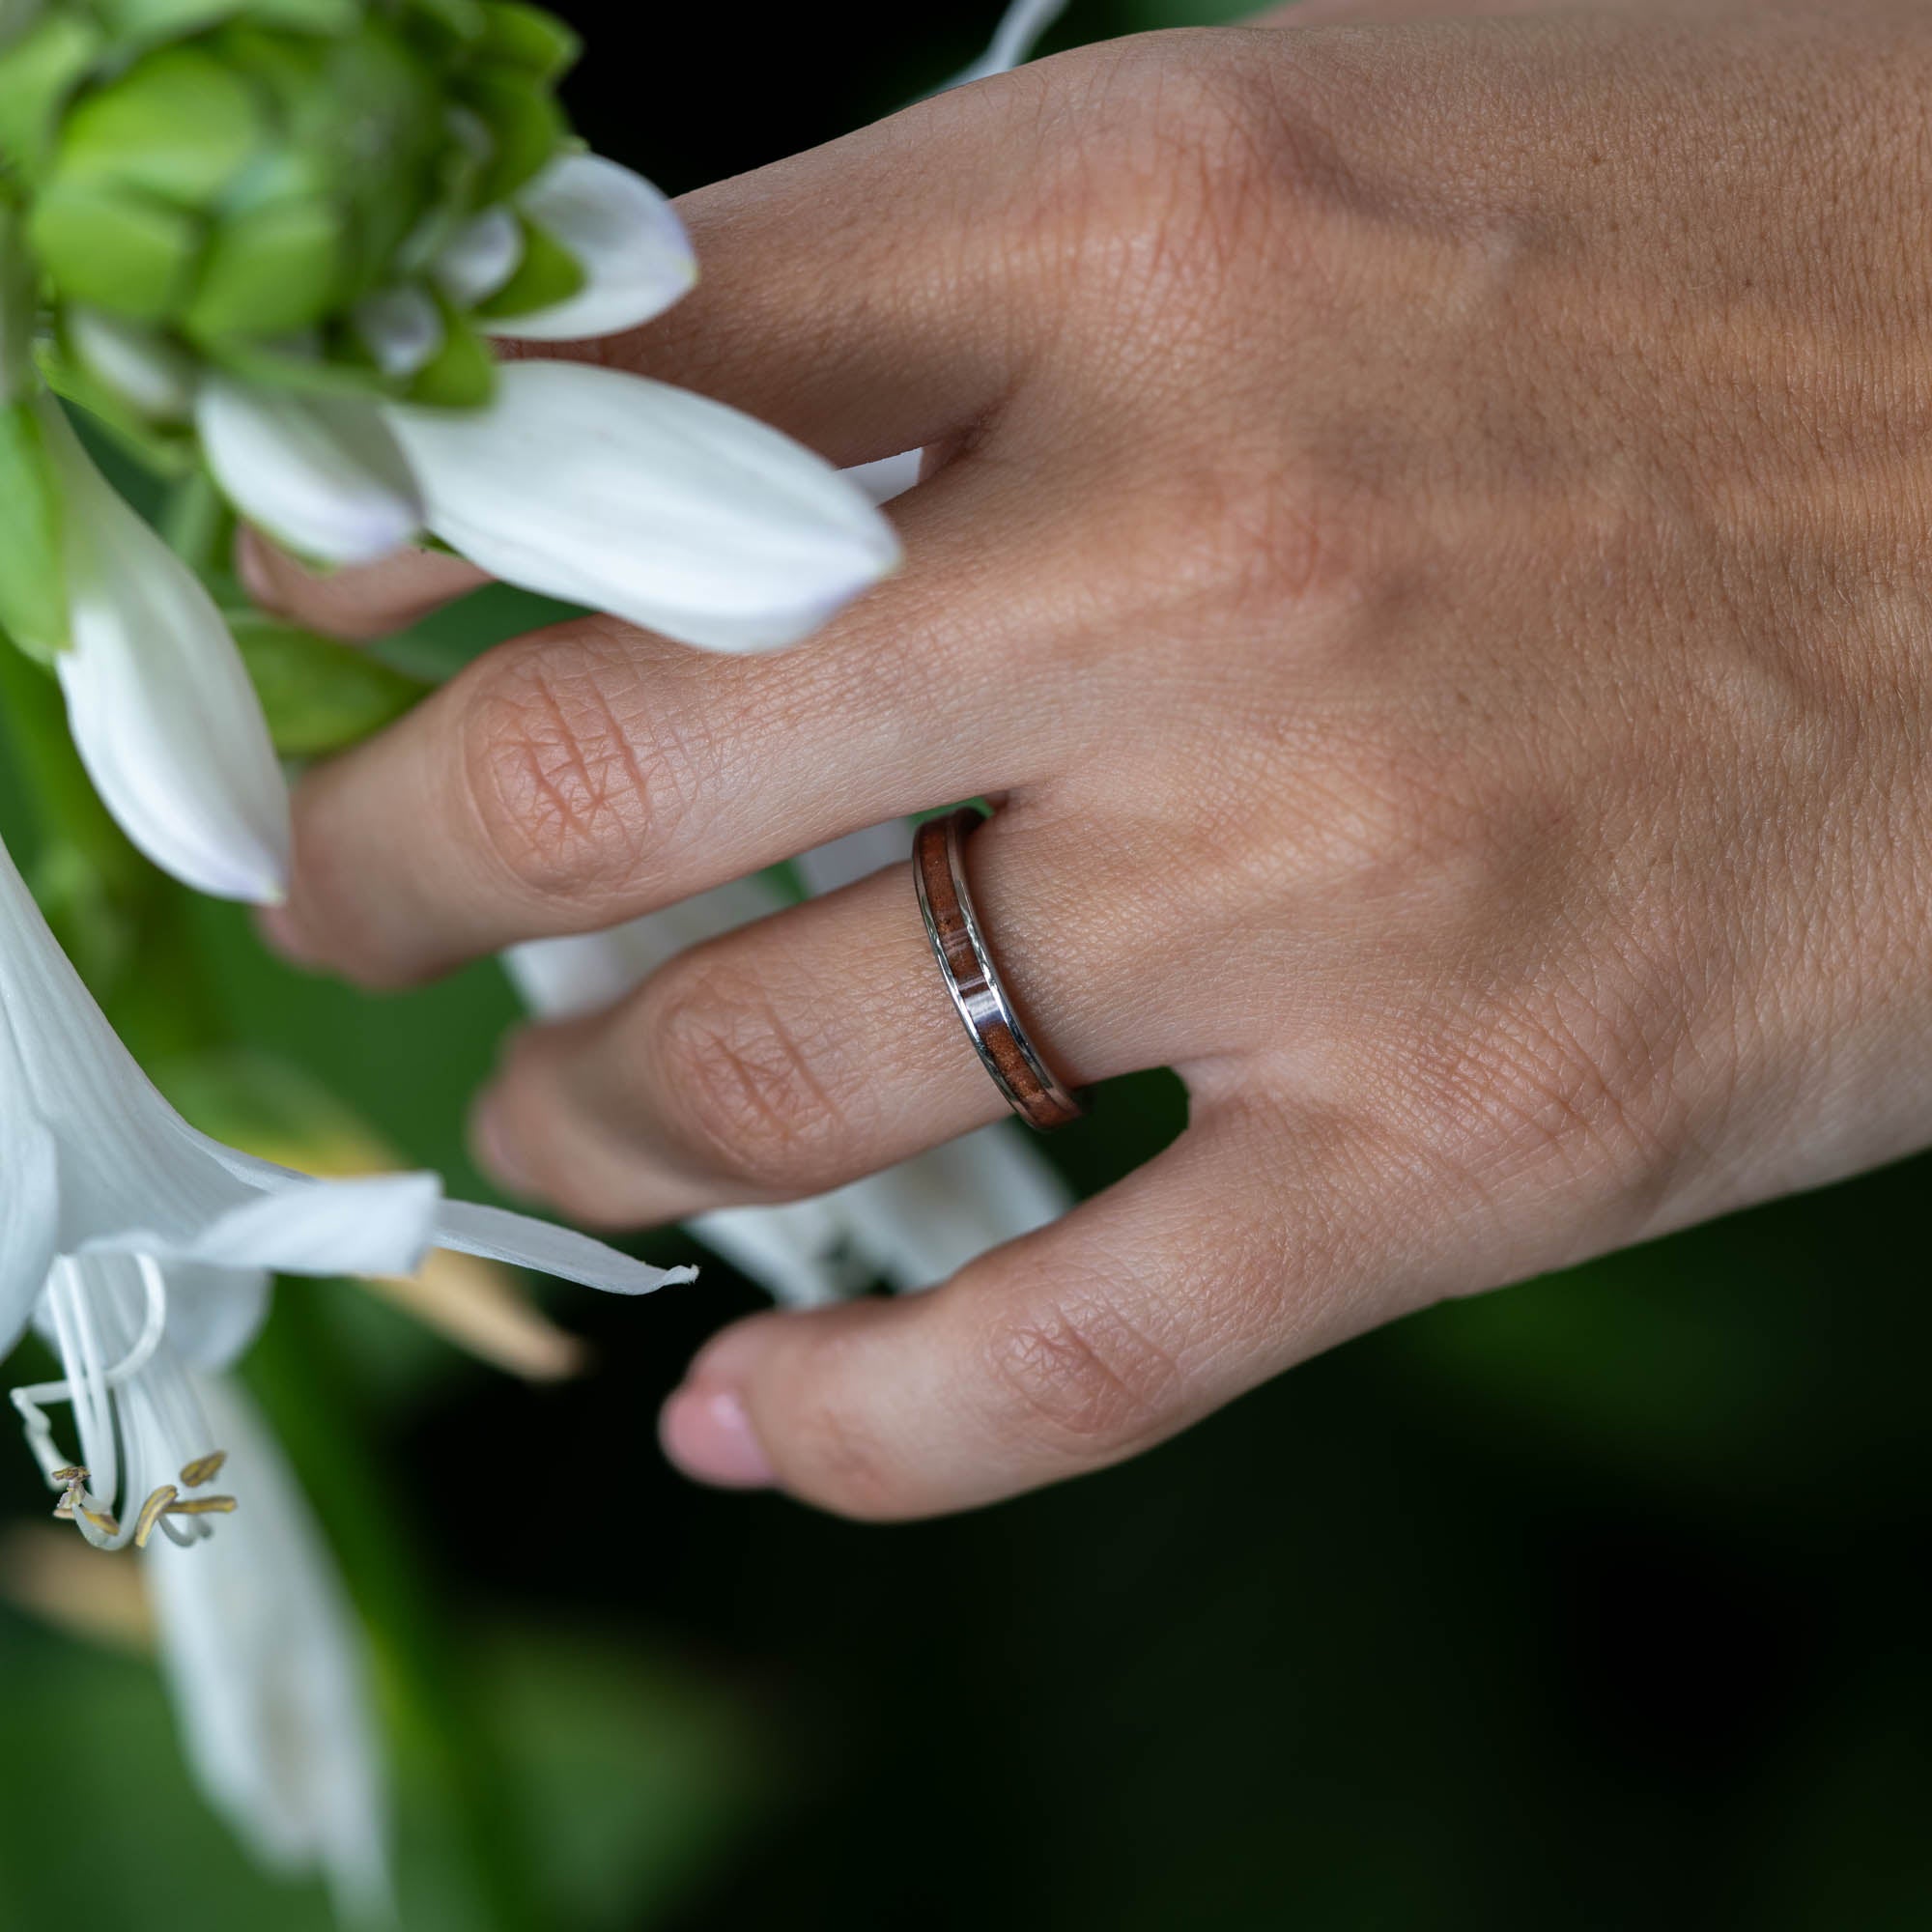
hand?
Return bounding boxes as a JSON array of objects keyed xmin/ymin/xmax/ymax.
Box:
[{"xmin": 254, "ymin": 1, "xmax": 1932, "ymax": 1517}]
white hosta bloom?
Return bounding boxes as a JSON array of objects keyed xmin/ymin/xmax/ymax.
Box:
[
  {"xmin": 197, "ymin": 379, "xmax": 423, "ymax": 569},
  {"xmin": 148, "ymin": 1374, "xmax": 390, "ymax": 1919},
  {"xmin": 493, "ymin": 154, "xmax": 698, "ymax": 344},
  {"xmin": 13, "ymin": 1254, "xmax": 389, "ymax": 1910},
  {"xmin": 0, "ymin": 825, "xmax": 692, "ymax": 1369},
  {"xmin": 209, "ymin": 154, "xmax": 892, "ymax": 654},
  {"xmin": 386, "ymin": 362, "xmax": 898, "ymax": 653},
  {"xmin": 504, "ymin": 819, "xmax": 1069, "ymax": 1309},
  {"xmin": 35, "ymin": 400, "xmax": 291, "ymax": 904},
  {"xmin": 208, "ymin": 358, "xmax": 896, "ymax": 657},
  {"xmin": 949, "ymin": 0, "xmax": 1070, "ymax": 88},
  {"xmin": 692, "ymin": 1120, "xmax": 1071, "ymax": 1308}
]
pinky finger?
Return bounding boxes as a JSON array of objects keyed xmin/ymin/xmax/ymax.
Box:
[{"xmin": 659, "ymin": 1091, "xmax": 1441, "ymax": 1520}]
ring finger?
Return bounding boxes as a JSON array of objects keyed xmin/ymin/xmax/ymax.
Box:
[{"xmin": 469, "ymin": 805, "xmax": 1227, "ymax": 1227}]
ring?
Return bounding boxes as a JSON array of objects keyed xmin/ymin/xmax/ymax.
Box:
[{"xmin": 913, "ymin": 809, "xmax": 1085, "ymax": 1132}]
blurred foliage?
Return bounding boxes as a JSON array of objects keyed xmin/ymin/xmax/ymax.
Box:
[{"xmin": 4, "ymin": 3, "xmax": 1931, "ymax": 1930}]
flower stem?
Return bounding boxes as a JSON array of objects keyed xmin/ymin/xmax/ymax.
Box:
[
  {"xmin": 245, "ymin": 1289, "xmax": 549, "ymax": 1932},
  {"xmin": 158, "ymin": 468, "xmax": 233, "ymax": 579}
]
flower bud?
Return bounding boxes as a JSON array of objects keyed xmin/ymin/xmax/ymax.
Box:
[{"xmin": 3, "ymin": 0, "xmax": 588, "ymax": 412}]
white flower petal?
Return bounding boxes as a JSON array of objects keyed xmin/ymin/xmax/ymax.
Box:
[
  {"xmin": 844, "ymin": 449, "xmax": 922, "ymax": 506},
  {"xmin": 694, "ymin": 1126, "xmax": 1067, "ymax": 1305},
  {"xmin": 794, "ymin": 819, "xmax": 911, "ymax": 895},
  {"xmin": 197, "ymin": 380, "xmax": 423, "ymax": 567},
  {"xmin": 354, "ymin": 285, "xmax": 445, "ymax": 381},
  {"xmin": 66, "ymin": 307, "xmax": 193, "ymax": 420},
  {"xmin": 157, "ymin": 1264, "xmax": 271, "ymax": 1372},
  {"xmin": 500, "ymin": 155, "xmax": 697, "ymax": 341},
  {"xmin": 688, "ymin": 1198, "xmax": 862, "ymax": 1309},
  {"xmin": 91, "ymin": 1171, "xmax": 445, "ymax": 1279},
  {"xmin": 501, "ymin": 874, "xmax": 787, "ymax": 1021},
  {"xmin": 36, "ymin": 402, "xmax": 291, "ymax": 903},
  {"xmin": 433, "ymin": 206, "xmax": 524, "ymax": 308},
  {"xmin": 948, "ymin": 0, "xmax": 1069, "ymax": 87},
  {"xmin": 147, "ymin": 1375, "xmax": 391, "ymax": 1919},
  {"xmin": 818, "ymin": 1122, "xmax": 1070, "ymax": 1293},
  {"xmin": 0, "ymin": 832, "xmax": 441, "ymax": 1277},
  {"xmin": 384, "ymin": 360, "xmax": 900, "ymax": 653},
  {"xmin": 431, "ymin": 1200, "xmax": 695, "ymax": 1297},
  {"xmin": 0, "ymin": 1080, "xmax": 58, "ymax": 1358}
]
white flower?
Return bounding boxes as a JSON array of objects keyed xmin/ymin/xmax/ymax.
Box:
[
  {"xmin": 503, "ymin": 818, "xmax": 1069, "ymax": 1309},
  {"xmin": 207, "ymin": 153, "xmax": 895, "ymax": 655},
  {"xmin": 385, "ymin": 362, "xmax": 898, "ymax": 653},
  {"xmin": 34, "ymin": 399, "xmax": 292, "ymax": 904},
  {"xmin": 490, "ymin": 154, "xmax": 698, "ymax": 344},
  {"xmin": 12, "ymin": 1253, "xmax": 390, "ymax": 1912},
  {"xmin": 147, "ymin": 1372, "xmax": 391, "ymax": 1920},
  {"xmin": 0, "ymin": 825, "xmax": 692, "ymax": 1364},
  {"xmin": 197, "ymin": 378, "xmax": 423, "ymax": 569},
  {"xmin": 948, "ymin": 0, "xmax": 1070, "ymax": 88}
]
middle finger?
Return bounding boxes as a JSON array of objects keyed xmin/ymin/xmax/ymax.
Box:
[{"xmin": 270, "ymin": 451, "xmax": 1087, "ymax": 986}]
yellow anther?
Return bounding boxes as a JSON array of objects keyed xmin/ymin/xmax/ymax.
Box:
[
  {"xmin": 179, "ymin": 1451, "xmax": 227, "ymax": 1488},
  {"xmin": 129, "ymin": 1487, "xmax": 178, "ymax": 1549},
  {"xmin": 49, "ymin": 1466, "xmax": 87, "ymax": 1485},
  {"xmin": 167, "ymin": 1495, "xmax": 238, "ymax": 1519}
]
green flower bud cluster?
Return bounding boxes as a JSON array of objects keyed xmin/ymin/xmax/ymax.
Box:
[{"xmin": 0, "ymin": 0, "xmax": 585, "ymax": 428}]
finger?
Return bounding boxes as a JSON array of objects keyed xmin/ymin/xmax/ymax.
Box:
[
  {"xmin": 655, "ymin": 1094, "xmax": 1435, "ymax": 1519},
  {"xmin": 235, "ymin": 527, "xmax": 489, "ymax": 641},
  {"xmin": 543, "ymin": 64, "xmax": 1065, "ymax": 467},
  {"xmin": 229, "ymin": 70, "xmax": 1060, "ymax": 644},
  {"xmin": 269, "ymin": 447, "xmax": 1091, "ymax": 986},
  {"xmin": 467, "ymin": 809, "xmax": 1209, "ymax": 1226}
]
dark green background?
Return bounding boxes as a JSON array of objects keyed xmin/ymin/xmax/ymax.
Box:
[{"xmin": 4, "ymin": 4, "xmax": 1930, "ymax": 1927}]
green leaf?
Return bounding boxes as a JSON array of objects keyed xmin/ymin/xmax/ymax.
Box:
[
  {"xmin": 404, "ymin": 0, "xmax": 486, "ymax": 46},
  {"xmin": 0, "ymin": 400, "xmax": 69, "ymax": 662},
  {"xmin": 236, "ymin": 0, "xmax": 360, "ymax": 31},
  {"xmin": 0, "ymin": 199, "xmax": 36, "ymax": 400},
  {"xmin": 402, "ymin": 293, "xmax": 496, "ymax": 408},
  {"xmin": 229, "ymin": 612, "xmax": 429, "ymax": 755},
  {"xmin": 52, "ymin": 43, "xmax": 262, "ymax": 209},
  {"xmin": 29, "ymin": 183, "xmax": 201, "ymax": 320},
  {"xmin": 476, "ymin": 1, "xmax": 579, "ymax": 81},
  {"xmin": 0, "ymin": 10, "xmax": 104, "ymax": 178},
  {"xmin": 195, "ymin": 325, "xmax": 394, "ymax": 398},
  {"xmin": 35, "ymin": 341, "xmax": 200, "ymax": 475},
  {"xmin": 185, "ymin": 196, "xmax": 345, "ymax": 336},
  {"xmin": 473, "ymin": 212, "xmax": 582, "ymax": 320},
  {"xmin": 459, "ymin": 66, "xmax": 565, "ymax": 205},
  {"xmin": 100, "ymin": 0, "xmax": 245, "ymax": 44}
]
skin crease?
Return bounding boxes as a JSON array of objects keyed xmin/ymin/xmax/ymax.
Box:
[{"xmin": 250, "ymin": 0, "xmax": 1932, "ymax": 1517}]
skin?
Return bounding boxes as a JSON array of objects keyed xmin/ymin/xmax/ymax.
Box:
[{"xmin": 252, "ymin": 0, "xmax": 1932, "ymax": 1517}]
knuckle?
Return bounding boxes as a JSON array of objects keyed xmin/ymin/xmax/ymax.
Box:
[
  {"xmin": 1366, "ymin": 966, "xmax": 1693, "ymax": 1234},
  {"xmin": 1236, "ymin": 709, "xmax": 1492, "ymax": 899},
  {"xmin": 456, "ymin": 625, "xmax": 715, "ymax": 908},
  {"xmin": 980, "ymin": 1292, "xmax": 1183, "ymax": 1460},
  {"xmin": 641, "ymin": 959, "xmax": 858, "ymax": 1191}
]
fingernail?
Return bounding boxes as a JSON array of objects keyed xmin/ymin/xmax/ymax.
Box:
[
  {"xmin": 469, "ymin": 1094, "xmax": 535, "ymax": 1198},
  {"xmin": 234, "ymin": 526, "xmax": 288, "ymax": 611},
  {"xmin": 254, "ymin": 900, "xmax": 319, "ymax": 968},
  {"xmin": 659, "ymin": 1384, "xmax": 776, "ymax": 1490}
]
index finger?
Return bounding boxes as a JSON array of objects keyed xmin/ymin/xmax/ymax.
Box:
[{"xmin": 242, "ymin": 67, "xmax": 1057, "ymax": 644}]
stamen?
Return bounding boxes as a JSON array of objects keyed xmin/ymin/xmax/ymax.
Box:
[
  {"xmin": 179, "ymin": 1451, "xmax": 227, "ymax": 1488},
  {"xmin": 130, "ymin": 1487, "xmax": 178, "ymax": 1549}
]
